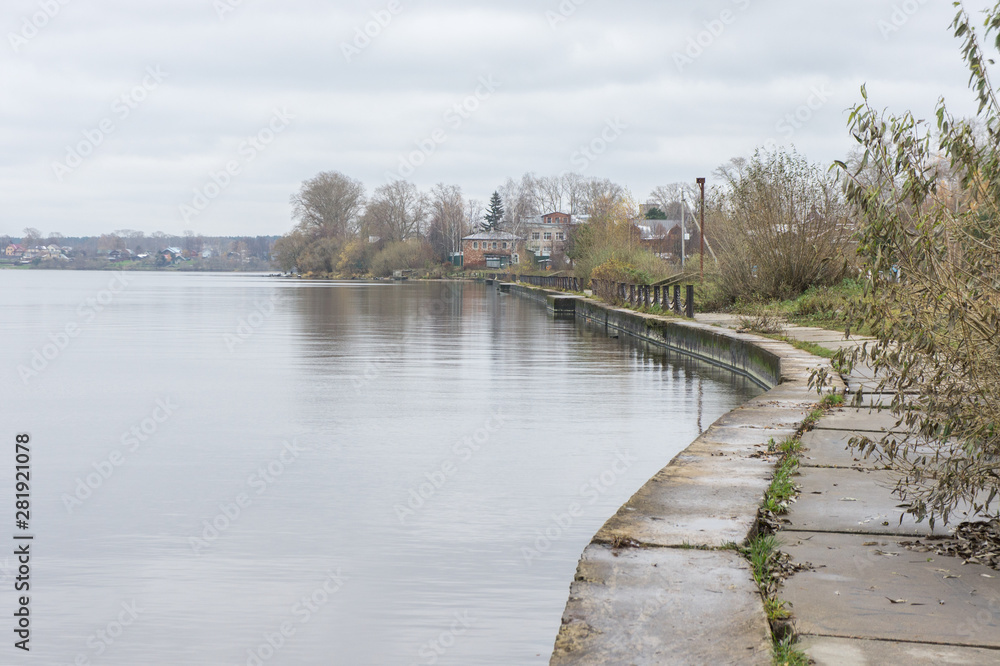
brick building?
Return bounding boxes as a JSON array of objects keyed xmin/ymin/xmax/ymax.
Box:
[
  {"xmin": 523, "ymin": 211, "xmax": 576, "ymax": 269},
  {"xmin": 461, "ymin": 231, "xmax": 525, "ymax": 269}
]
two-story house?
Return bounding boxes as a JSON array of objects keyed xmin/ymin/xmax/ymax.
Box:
[
  {"xmin": 523, "ymin": 212, "xmax": 576, "ymax": 269},
  {"xmin": 461, "ymin": 231, "xmax": 525, "ymax": 269}
]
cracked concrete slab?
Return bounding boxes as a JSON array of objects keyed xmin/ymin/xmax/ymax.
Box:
[
  {"xmin": 780, "ymin": 531, "xmax": 1000, "ymax": 649},
  {"xmin": 551, "ymin": 544, "xmax": 772, "ymax": 665}
]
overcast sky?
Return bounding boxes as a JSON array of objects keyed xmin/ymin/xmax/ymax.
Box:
[{"xmin": 1, "ymin": 0, "xmax": 993, "ymax": 238}]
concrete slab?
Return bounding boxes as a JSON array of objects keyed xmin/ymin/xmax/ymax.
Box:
[
  {"xmin": 551, "ymin": 544, "xmax": 771, "ymax": 665},
  {"xmin": 780, "ymin": 531, "xmax": 1000, "ymax": 649},
  {"xmin": 814, "ymin": 407, "xmax": 911, "ymax": 433},
  {"xmin": 846, "ymin": 379, "xmax": 922, "ymax": 395},
  {"xmin": 713, "ymin": 403, "xmax": 812, "ymax": 431},
  {"xmin": 596, "ymin": 449, "xmax": 774, "ymax": 547},
  {"xmin": 844, "ymin": 392, "xmax": 919, "ymax": 409},
  {"xmin": 784, "ymin": 466, "xmax": 947, "ymax": 536},
  {"xmin": 799, "ymin": 635, "xmax": 1000, "ymax": 665},
  {"xmin": 799, "ymin": 428, "xmax": 886, "ymax": 470}
]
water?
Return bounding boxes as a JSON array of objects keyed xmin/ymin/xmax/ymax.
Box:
[{"xmin": 0, "ymin": 271, "xmax": 761, "ymax": 665}]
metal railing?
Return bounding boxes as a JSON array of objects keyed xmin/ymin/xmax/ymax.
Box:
[
  {"xmin": 478, "ymin": 273, "xmax": 695, "ymax": 318},
  {"xmin": 590, "ymin": 280, "xmax": 695, "ymax": 318},
  {"xmin": 481, "ymin": 273, "xmax": 583, "ymax": 292}
]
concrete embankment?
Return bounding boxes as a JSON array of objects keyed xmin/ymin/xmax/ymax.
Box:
[{"xmin": 497, "ymin": 282, "xmax": 841, "ymax": 665}]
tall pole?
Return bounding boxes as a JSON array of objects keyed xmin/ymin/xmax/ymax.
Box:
[
  {"xmin": 680, "ymin": 191, "xmax": 685, "ymax": 270},
  {"xmin": 697, "ymin": 177, "xmax": 706, "ymax": 278}
]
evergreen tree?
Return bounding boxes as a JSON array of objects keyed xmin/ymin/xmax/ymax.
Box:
[{"xmin": 481, "ymin": 191, "xmax": 504, "ymax": 232}]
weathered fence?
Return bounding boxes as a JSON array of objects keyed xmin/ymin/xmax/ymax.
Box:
[
  {"xmin": 590, "ymin": 280, "xmax": 695, "ymax": 318},
  {"xmin": 478, "ymin": 273, "xmax": 695, "ymax": 319},
  {"xmin": 482, "ymin": 273, "xmax": 583, "ymax": 292}
]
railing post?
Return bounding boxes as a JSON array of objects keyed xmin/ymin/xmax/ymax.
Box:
[
  {"xmin": 643, "ymin": 285, "xmax": 650, "ymax": 308},
  {"xmin": 673, "ymin": 285, "xmax": 680, "ymax": 314},
  {"xmin": 686, "ymin": 284, "xmax": 695, "ymax": 319},
  {"xmin": 653, "ymin": 286, "xmax": 660, "ymax": 307}
]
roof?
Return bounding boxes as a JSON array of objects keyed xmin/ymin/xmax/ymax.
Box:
[{"xmin": 462, "ymin": 231, "xmax": 524, "ymax": 241}]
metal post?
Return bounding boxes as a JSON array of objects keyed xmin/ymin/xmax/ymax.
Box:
[
  {"xmin": 673, "ymin": 285, "xmax": 680, "ymax": 314},
  {"xmin": 680, "ymin": 190, "xmax": 685, "ymax": 270},
  {"xmin": 686, "ymin": 284, "xmax": 694, "ymax": 319},
  {"xmin": 697, "ymin": 177, "xmax": 706, "ymax": 279}
]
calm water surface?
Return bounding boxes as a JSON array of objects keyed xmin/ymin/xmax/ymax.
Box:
[{"xmin": 0, "ymin": 271, "xmax": 761, "ymax": 665}]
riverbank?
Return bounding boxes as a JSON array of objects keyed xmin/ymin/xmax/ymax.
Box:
[{"xmin": 494, "ymin": 281, "xmax": 841, "ymax": 664}]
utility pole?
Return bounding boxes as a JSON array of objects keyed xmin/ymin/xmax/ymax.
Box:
[
  {"xmin": 680, "ymin": 191, "xmax": 686, "ymax": 270},
  {"xmin": 697, "ymin": 177, "xmax": 706, "ymax": 279}
]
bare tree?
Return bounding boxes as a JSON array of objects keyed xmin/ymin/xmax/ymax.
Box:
[
  {"xmin": 499, "ymin": 173, "xmax": 540, "ymax": 239},
  {"xmin": 427, "ymin": 183, "xmax": 466, "ymax": 260},
  {"xmin": 581, "ymin": 178, "xmax": 626, "ymax": 219},
  {"xmin": 291, "ymin": 171, "xmax": 366, "ymax": 239},
  {"xmin": 362, "ymin": 180, "xmax": 428, "ymax": 243},
  {"xmin": 22, "ymin": 228, "xmax": 42, "ymax": 247}
]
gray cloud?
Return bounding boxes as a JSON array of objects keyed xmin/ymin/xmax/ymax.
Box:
[{"xmin": 0, "ymin": 0, "xmax": 993, "ymax": 236}]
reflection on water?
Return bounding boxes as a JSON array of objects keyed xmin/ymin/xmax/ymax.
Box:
[{"xmin": 0, "ymin": 272, "xmax": 761, "ymax": 665}]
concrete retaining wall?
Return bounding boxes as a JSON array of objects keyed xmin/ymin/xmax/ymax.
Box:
[{"xmin": 500, "ymin": 282, "xmax": 844, "ymax": 665}]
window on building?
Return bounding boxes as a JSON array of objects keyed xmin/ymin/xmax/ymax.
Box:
[
  {"xmin": 472, "ymin": 242, "xmax": 478, "ymax": 249},
  {"xmin": 492, "ymin": 242, "xmax": 497, "ymax": 249},
  {"xmin": 556, "ymin": 233, "xmax": 565, "ymax": 240},
  {"xmin": 531, "ymin": 232, "xmax": 540, "ymax": 240},
  {"xmin": 544, "ymin": 232, "xmax": 552, "ymax": 240},
  {"xmin": 502, "ymin": 242, "xmax": 508, "ymax": 249}
]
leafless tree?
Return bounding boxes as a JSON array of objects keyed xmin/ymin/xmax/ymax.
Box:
[
  {"xmin": 362, "ymin": 180, "xmax": 428, "ymax": 243},
  {"xmin": 427, "ymin": 183, "xmax": 467, "ymax": 259},
  {"xmin": 290, "ymin": 171, "xmax": 366, "ymax": 239},
  {"xmin": 499, "ymin": 173, "xmax": 540, "ymax": 239},
  {"xmin": 22, "ymin": 228, "xmax": 42, "ymax": 247}
]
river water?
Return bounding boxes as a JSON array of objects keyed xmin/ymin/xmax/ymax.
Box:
[{"xmin": 0, "ymin": 271, "xmax": 761, "ymax": 665}]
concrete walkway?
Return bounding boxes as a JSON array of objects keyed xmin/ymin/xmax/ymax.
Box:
[{"xmin": 697, "ymin": 315, "xmax": 1000, "ymax": 664}]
